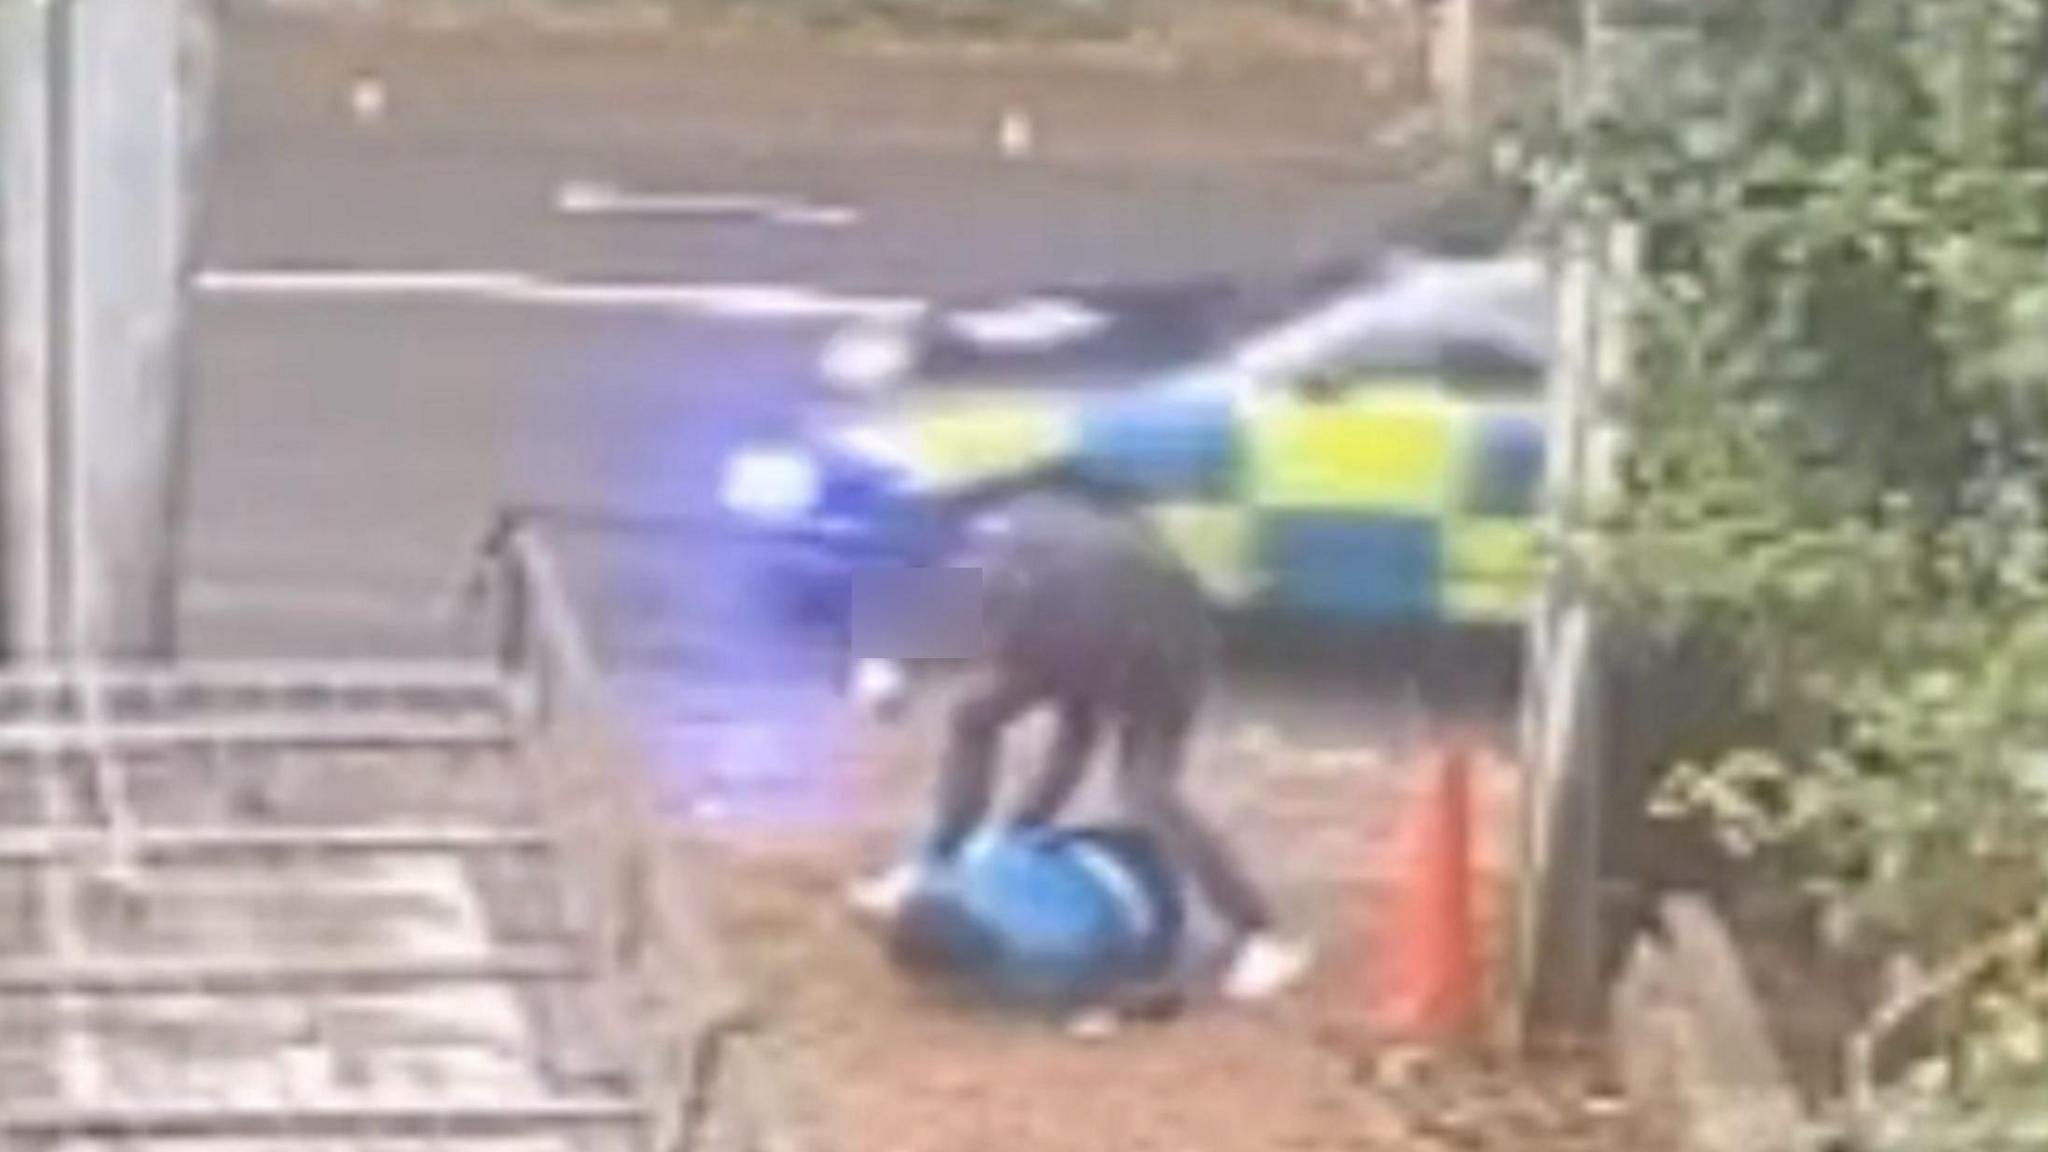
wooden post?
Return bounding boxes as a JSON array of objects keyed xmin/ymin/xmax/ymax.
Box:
[
  {"xmin": 1430, "ymin": 0, "xmax": 1478, "ymax": 142},
  {"xmin": 1512, "ymin": 218, "xmax": 1609, "ymax": 1041},
  {"xmin": 1511, "ymin": 0, "xmax": 1651, "ymax": 1041}
]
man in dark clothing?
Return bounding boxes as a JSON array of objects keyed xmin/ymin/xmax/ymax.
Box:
[{"xmin": 850, "ymin": 490, "xmax": 1312, "ymax": 1003}]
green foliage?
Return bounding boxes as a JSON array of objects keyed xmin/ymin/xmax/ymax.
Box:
[{"xmin": 1512, "ymin": 0, "xmax": 2048, "ymax": 1138}]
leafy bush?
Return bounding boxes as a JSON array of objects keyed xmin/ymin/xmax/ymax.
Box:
[{"xmin": 1510, "ymin": 0, "xmax": 2048, "ymax": 1141}]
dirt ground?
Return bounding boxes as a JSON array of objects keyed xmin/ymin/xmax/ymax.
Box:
[{"xmin": 665, "ymin": 681, "xmax": 1655, "ymax": 1152}]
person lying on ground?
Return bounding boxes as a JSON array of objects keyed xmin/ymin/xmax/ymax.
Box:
[{"xmin": 886, "ymin": 822, "xmax": 1187, "ymax": 1034}]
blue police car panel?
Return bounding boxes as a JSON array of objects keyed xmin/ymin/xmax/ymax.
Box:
[{"xmin": 718, "ymin": 252, "xmax": 1553, "ymax": 631}]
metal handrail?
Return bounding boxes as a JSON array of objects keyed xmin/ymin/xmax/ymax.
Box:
[
  {"xmin": 457, "ymin": 505, "xmax": 815, "ymax": 1152},
  {"xmin": 443, "ymin": 501, "xmax": 727, "ymax": 674}
]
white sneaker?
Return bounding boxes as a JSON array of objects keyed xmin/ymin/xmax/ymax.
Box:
[
  {"xmin": 1221, "ymin": 934, "xmax": 1315, "ymax": 1002},
  {"xmin": 1064, "ymin": 1009, "xmax": 1123, "ymax": 1042},
  {"xmin": 845, "ymin": 860, "xmax": 926, "ymax": 922}
]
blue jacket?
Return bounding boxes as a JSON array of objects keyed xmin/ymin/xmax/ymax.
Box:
[{"xmin": 890, "ymin": 825, "xmax": 1185, "ymax": 1012}]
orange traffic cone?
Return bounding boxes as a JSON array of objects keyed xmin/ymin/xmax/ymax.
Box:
[{"xmin": 1367, "ymin": 741, "xmax": 1482, "ymax": 1045}]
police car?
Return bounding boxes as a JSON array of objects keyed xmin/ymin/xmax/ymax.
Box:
[{"xmin": 717, "ymin": 250, "xmax": 1553, "ymax": 640}]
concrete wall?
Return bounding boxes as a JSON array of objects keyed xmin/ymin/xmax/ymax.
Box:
[{"xmin": 0, "ymin": 0, "xmax": 215, "ymax": 660}]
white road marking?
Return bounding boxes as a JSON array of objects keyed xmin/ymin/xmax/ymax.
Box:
[
  {"xmin": 998, "ymin": 108, "xmax": 1036, "ymax": 159},
  {"xmin": 197, "ymin": 268, "xmax": 524, "ymax": 297},
  {"xmin": 196, "ymin": 267, "xmax": 926, "ymax": 323},
  {"xmin": 349, "ymin": 74, "xmax": 388, "ymax": 124},
  {"xmin": 554, "ymin": 179, "xmax": 862, "ymax": 228}
]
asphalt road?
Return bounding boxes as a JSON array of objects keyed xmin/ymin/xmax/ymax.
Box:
[{"xmin": 180, "ymin": 13, "xmax": 1519, "ymax": 825}]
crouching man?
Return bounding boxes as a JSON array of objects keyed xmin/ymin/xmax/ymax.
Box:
[{"xmin": 850, "ymin": 489, "xmax": 1312, "ymax": 1003}]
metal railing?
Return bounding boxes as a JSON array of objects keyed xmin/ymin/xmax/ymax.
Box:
[
  {"xmin": 462, "ymin": 505, "xmax": 816, "ymax": 1152},
  {"xmin": 0, "ymin": 508, "xmax": 813, "ymax": 1152},
  {"xmin": 0, "ymin": 659, "xmax": 638, "ymax": 1145}
]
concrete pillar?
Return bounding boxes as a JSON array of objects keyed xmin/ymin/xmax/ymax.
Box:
[
  {"xmin": 2, "ymin": 0, "xmax": 57, "ymax": 658},
  {"xmin": 1, "ymin": 0, "xmax": 213, "ymax": 661},
  {"xmin": 65, "ymin": 0, "xmax": 189, "ymax": 660}
]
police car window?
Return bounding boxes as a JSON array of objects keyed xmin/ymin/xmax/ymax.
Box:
[
  {"xmin": 1292, "ymin": 335, "xmax": 1544, "ymax": 399},
  {"xmin": 909, "ymin": 285, "xmax": 1239, "ymax": 390}
]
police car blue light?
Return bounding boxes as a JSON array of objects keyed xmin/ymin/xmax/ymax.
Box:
[{"xmin": 718, "ymin": 447, "xmax": 825, "ymax": 525}]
